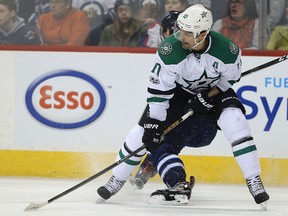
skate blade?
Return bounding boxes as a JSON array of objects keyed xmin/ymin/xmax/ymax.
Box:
[
  {"xmin": 148, "ymin": 194, "xmax": 166, "ymax": 204},
  {"xmin": 174, "ymin": 194, "xmax": 189, "ymax": 204},
  {"xmin": 95, "ymin": 197, "xmax": 106, "ymax": 204},
  {"xmin": 129, "ymin": 178, "xmax": 135, "ymax": 186},
  {"xmin": 148, "ymin": 194, "xmax": 188, "ymax": 205},
  {"xmin": 260, "ymin": 201, "xmax": 268, "ymax": 211},
  {"xmin": 130, "ymin": 178, "xmax": 144, "ymax": 190},
  {"xmin": 132, "ymin": 184, "xmax": 143, "ymax": 191}
]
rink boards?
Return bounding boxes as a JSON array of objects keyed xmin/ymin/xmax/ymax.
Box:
[
  {"xmin": 0, "ymin": 150, "xmax": 287, "ymax": 186},
  {"xmin": 0, "ymin": 49, "xmax": 287, "ymax": 186}
]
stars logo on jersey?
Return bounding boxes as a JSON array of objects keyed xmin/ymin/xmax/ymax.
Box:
[
  {"xmin": 229, "ymin": 42, "xmax": 239, "ymax": 55},
  {"xmin": 181, "ymin": 69, "xmax": 220, "ymax": 93},
  {"xmin": 159, "ymin": 42, "xmax": 173, "ymax": 56}
]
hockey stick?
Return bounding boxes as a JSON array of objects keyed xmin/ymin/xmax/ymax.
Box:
[
  {"xmin": 24, "ymin": 110, "xmax": 194, "ymax": 211},
  {"xmin": 241, "ymin": 54, "xmax": 288, "ymax": 77}
]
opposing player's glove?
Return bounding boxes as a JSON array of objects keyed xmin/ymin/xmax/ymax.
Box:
[
  {"xmin": 142, "ymin": 118, "xmax": 164, "ymax": 153},
  {"xmin": 185, "ymin": 92, "xmax": 214, "ymax": 113}
]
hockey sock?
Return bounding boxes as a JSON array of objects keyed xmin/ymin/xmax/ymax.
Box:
[
  {"xmin": 113, "ymin": 125, "xmax": 146, "ymax": 180},
  {"xmin": 218, "ymin": 108, "xmax": 261, "ymax": 178},
  {"xmin": 232, "ymin": 137, "xmax": 260, "ymax": 179},
  {"xmin": 157, "ymin": 153, "xmax": 186, "ymax": 187}
]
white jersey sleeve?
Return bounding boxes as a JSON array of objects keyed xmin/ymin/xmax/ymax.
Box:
[{"xmin": 146, "ymin": 52, "xmax": 178, "ymax": 121}]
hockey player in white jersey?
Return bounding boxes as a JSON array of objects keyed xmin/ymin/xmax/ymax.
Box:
[{"xmin": 97, "ymin": 4, "xmax": 270, "ymax": 206}]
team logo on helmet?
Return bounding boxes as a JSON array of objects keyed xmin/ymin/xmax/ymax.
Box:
[
  {"xmin": 201, "ymin": 11, "xmax": 207, "ymax": 18},
  {"xmin": 159, "ymin": 42, "xmax": 173, "ymax": 55},
  {"xmin": 229, "ymin": 42, "xmax": 239, "ymax": 55}
]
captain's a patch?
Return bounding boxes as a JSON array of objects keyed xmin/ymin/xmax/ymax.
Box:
[{"xmin": 159, "ymin": 42, "xmax": 173, "ymax": 56}]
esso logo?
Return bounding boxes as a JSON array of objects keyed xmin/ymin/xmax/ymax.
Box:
[{"xmin": 25, "ymin": 70, "xmax": 106, "ymax": 129}]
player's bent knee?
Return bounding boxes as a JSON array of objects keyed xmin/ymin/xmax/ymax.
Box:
[
  {"xmin": 125, "ymin": 125, "xmax": 146, "ymax": 154},
  {"xmin": 218, "ymin": 107, "xmax": 251, "ymax": 143}
]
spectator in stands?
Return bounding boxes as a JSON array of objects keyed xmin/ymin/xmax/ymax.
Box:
[
  {"xmin": 74, "ymin": 0, "xmax": 116, "ymax": 46},
  {"xmin": 0, "ymin": 0, "xmax": 39, "ymax": 45},
  {"xmin": 17, "ymin": 0, "xmax": 36, "ymax": 24},
  {"xmin": 18, "ymin": 0, "xmax": 50, "ymax": 25},
  {"xmin": 98, "ymin": 0, "xmax": 144, "ymax": 47},
  {"xmin": 137, "ymin": 0, "xmax": 161, "ymax": 48},
  {"xmin": 212, "ymin": 0, "xmax": 259, "ymax": 49},
  {"xmin": 73, "ymin": 0, "xmax": 115, "ymax": 11},
  {"xmin": 187, "ymin": 0, "xmax": 228, "ymax": 22},
  {"xmin": 80, "ymin": 1, "xmax": 105, "ymax": 31},
  {"xmin": 73, "ymin": 0, "xmax": 108, "ymax": 29},
  {"xmin": 36, "ymin": 0, "xmax": 90, "ymax": 45},
  {"xmin": 163, "ymin": 0, "xmax": 187, "ymax": 14},
  {"xmin": 266, "ymin": 25, "xmax": 288, "ymax": 50},
  {"xmin": 255, "ymin": 0, "xmax": 287, "ymax": 35},
  {"xmin": 266, "ymin": 3, "xmax": 288, "ymax": 50}
]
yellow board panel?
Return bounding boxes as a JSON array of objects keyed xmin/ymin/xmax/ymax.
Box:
[{"xmin": 0, "ymin": 150, "xmax": 287, "ymax": 186}]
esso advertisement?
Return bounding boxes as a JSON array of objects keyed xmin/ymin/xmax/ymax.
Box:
[{"xmin": 25, "ymin": 70, "xmax": 106, "ymax": 129}]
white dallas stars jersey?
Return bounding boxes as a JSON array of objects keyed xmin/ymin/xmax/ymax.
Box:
[{"xmin": 147, "ymin": 31, "xmax": 242, "ymax": 120}]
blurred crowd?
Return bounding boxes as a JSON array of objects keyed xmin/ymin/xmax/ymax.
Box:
[{"xmin": 0, "ymin": 0, "xmax": 288, "ymax": 50}]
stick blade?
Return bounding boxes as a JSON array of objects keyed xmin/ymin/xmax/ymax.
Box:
[{"xmin": 24, "ymin": 201, "xmax": 48, "ymax": 211}]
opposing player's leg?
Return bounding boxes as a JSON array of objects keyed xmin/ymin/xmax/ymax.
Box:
[
  {"xmin": 129, "ymin": 153, "xmax": 157, "ymax": 189},
  {"xmin": 149, "ymin": 150, "xmax": 194, "ymax": 204},
  {"xmin": 148, "ymin": 114, "xmax": 217, "ymax": 204},
  {"xmin": 130, "ymin": 114, "xmax": 217, "ymax": 190},
  {"xmin": 216, "ymin": 89, "xmax": 269, "ymax": 206}
]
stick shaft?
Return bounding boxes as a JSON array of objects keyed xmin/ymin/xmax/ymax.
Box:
[
  {"xmin": 46, "ymin": 110, "xmax": 193, "ymax": 204},
  {"xmin": 241, "ymin": 54, "xmax": 288, "ymax": 77}
]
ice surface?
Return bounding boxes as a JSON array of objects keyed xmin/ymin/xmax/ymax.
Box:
[{"xmin": 0, "ymin": 177, "xmax": 287, "ymax": 216}]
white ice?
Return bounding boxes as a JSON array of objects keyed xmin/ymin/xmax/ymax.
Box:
[{"xmin": 1, "ymin": 176, "xmax": 287, "ymax": 216}]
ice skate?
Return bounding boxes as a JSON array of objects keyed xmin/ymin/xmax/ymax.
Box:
[
  {"xmin": 149, "ymin": 176, "xmax": 195, "ymax": 205},
  {"xmin": 96, "ymin": 175, "xmax": 126, "ymax": 202},
  {"xmin": 130, "ymin": 157, "xmax": 157, "ymax": 190},
  {"xmin": 246, "ymin": 175, "xmax": 269, "ymax": 210}
]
